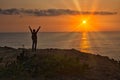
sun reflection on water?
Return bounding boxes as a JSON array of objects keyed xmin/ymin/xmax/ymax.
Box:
[{"xmin": 80, "ymin": 32, "xmax": 91, "ymax": 53}]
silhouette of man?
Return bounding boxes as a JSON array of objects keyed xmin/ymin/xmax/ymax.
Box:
[{"xmin": 29, "ymin": 26, "xmax": 41, "ymax": 51}]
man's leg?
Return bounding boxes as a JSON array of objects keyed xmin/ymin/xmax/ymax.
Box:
[
  {"xmin": 32, "ymin": 41, "xmax": 34, "ymax": 51},
  {"xmin": 35, "ymin": 40, "xmax": 37, "ymax": 51}
]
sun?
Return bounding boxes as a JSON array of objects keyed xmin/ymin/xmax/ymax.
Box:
[
  {"xmin": 79, "ymin": 19, "xmax": 91, "ymax": 32},
  {"xmin": 73, "ymin": 16, "xmax": 96, "ymax": 32},
  {"xmin": 82, "ymin": 20, "xmax": 87, "ymax": 24}
]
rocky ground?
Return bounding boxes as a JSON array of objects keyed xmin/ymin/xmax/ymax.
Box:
[{"xmin": 0, "ymin": 46, "xmax": 120, "ymax": 80}]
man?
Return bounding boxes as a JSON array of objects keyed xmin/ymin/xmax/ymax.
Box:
[{"xmin": 29, "ymin": 26, "xmax": 41, "ymax": 51}]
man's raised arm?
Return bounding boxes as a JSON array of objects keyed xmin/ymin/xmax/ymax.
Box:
[
  {"xmin": 29, "ymin": 26, "xmax": 32, "ymax": 33},
  {"xmin": 36, "ymin": 26, "xmax": 41, "ymax": 33}
]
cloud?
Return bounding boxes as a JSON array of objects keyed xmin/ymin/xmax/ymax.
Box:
[{"xmin": 0, "ymin": 8, "xmax": 117, "ymax": 16}]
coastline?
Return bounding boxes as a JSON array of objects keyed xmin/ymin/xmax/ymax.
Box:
[{"xmin": 0, "ymin": 46, "xmax": 120, "ymax": 80}]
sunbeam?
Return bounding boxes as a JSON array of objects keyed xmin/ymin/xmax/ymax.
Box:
[
  {"xmin": 72, "ymin": 0, "xmax": 82, "ymax": 11},
  {"xmin": 91, "ymin": 0, "xmax": 99, "ymax": 13}
]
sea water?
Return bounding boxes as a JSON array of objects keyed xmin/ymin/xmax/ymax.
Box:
[{"xmin": 0, "ymin": 32, "xmax": 120, "ymax": 60}]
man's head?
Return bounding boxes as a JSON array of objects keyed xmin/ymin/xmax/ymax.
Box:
[{"xmin": 33, "ymin": 29, "xmax": 36, "ymax": 32}]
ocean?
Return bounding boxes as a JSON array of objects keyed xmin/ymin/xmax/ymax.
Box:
[{"xmin": 0, "ymin": 32, "xmax": 120, "ymax": 60}]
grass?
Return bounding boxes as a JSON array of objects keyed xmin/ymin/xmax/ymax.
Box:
[
  {"xmin": 0, "ymin": 48, "xmax": 120, "ymax": 80},
  {"xmin": 0, "ymin": 51, "xmax": 89, "ymax": 80}
]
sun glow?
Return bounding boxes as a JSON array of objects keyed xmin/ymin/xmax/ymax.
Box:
[
  {"xmin": 82, "ymin": 20, "xmax": 87, "ymax": 24},
  {"xmin": 72, "ymin": 16, "xmax": 97, "ymax": 32},
  {"xmin": 79, "ymin": 18, "xmax": 91, "ymax": 32}
]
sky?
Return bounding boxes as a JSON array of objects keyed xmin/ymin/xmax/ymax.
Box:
[{"xmin": 0, "ymin": 0, "xmax": 120, "ymax": 32}]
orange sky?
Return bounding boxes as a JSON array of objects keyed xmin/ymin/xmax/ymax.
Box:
[
  {"xmin": 0, "ymin": 14, "xmax": 119, "ymax": 32},
  {"xmin": 0, "ymin": 0, "xmax": 120, "ymax": 32}
]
